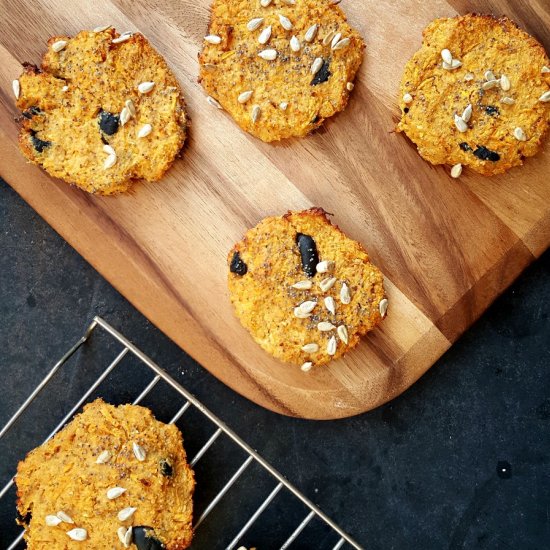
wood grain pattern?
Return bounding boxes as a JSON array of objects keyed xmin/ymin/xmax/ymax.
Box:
[{"xmin": 0, "ymin": 0, "xmax": 548, "ymax": 418}]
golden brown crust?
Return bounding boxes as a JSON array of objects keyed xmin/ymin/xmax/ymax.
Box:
[
  {"xmin": 16, "ymin": 399, "xmax": 194, "ymax": 549},
  {"xmin": 397, "ymin": 14, "xmax": 550, "ymax": 176},
  {"xmin": 228, "ymin": 207, "xmax": 386, "ymax": 367},
  {"xmin": 199, "ymin": 0, "xmax": 364, "ymax": 142},
  {"xmin": 15, "ymin": 28, "xmax": 187, "ymax": 194}
]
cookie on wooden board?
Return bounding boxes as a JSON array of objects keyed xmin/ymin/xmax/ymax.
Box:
[
  {"xmin": 228, "ymin": 208, "xmax": 386, "ymax": 370},
  {"xmin": 199, "ymin": 0, "xmax": 365, "ymax": 141},
  {"xmin": 16, "ymin": 399, "xmax": 194, "ymax": 549},
  {"xmin": 397, "ymin": 14, "xmax": 550, "ymax": 176},
  {"xmin": 13, "ymin": 27, "xmax": 187, "ymax": 194}
]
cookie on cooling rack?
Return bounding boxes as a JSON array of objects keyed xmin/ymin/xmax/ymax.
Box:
[
  {"xmin": 228, "ymin": 208, "xmax": 387, "ymax": 370},
  {"xmin": 397, "ymin": 14, "xmax": 550, "ymax": 176},
  {"xmin": 16, "ymin": 399, "xmax": 194, "ymax": 549},
  {"xmin": 198, "ymin": 0, "xmax": 364, "ymax": 141},
  {"xmin": 13, "ymin": 27, "xmax": 187, "ymax": 194}
]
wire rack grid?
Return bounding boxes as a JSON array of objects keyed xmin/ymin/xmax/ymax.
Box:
[{"xmin": 0, "ymin": 316, "xmax": 363, "ymax": 550}]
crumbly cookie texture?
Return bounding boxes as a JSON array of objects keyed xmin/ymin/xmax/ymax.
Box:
[
  {"xmin": 228, "ymin": 208, "xmax": 386, "ymax": 369},
  {"xmin": 199, "ymin": 0, "xmax": 365, "ymax": 141},
  {"xmin": 16, "ymin": 399, "xmax": 194, "ymax": 549},
  {"xmin": 14, "ymin": 28, "xmax": 187, "ymax": 194},
  {"xmin": 397, "ymin": 14, "xmax": 550, "ymax": 176}
]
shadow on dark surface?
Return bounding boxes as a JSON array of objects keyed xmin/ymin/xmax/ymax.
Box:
[{"xmin": 1, "ymin": 178, "xmax": 549, "ymax": 549}]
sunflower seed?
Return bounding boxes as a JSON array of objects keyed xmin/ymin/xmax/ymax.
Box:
[
  {"xmin": 484, "ymin": 70, "xmax": 496, "ymax": 81},
  {"xmin": 251, "ymin": 104, "xmax": 261, "ymax": 123},
  {"xmin": 454, "ymin": 114, "xmax": 468, "ymax": 133},
  {"xmin": 204, "ymin": 34, "xmax": 222, "ymax": 44},
  {"xmin": 319, "ymin": 277, "xmax": 337, "ymax": 292},
  {"xmin": 52, "ymin": 40, "xmax": 67, "ymax": 52},
  {"xmin": 56, "ymin": 511, "xmax": 74, "ymax": 524},
  {"xmin": 441, "ymin": 49, "xmax": 452, "ymax": 64},
  {"xmin": 311, "ymin": 57, "xmax": 323, "ymax": 75},
  {"xmin": 138, "ymin": 124, "xmax": 152, "ymax": 138},
  {"xmin": 324, "ymin": 296, "xmax": 336, "ymax": 314},
  {"xmin": 291, "ymin": 280, "xmax": 312, "ymax": 290},
  {"xmin": 302, "ymin": 343, "xmax": 319, "ymax": 353},
  {"xmin": 333, "ymin": 37, "xmax": 351, "ymax": 50},
  {"xmin": 112, "ymin": 32, "xmax": 132, "ymax": 44},
  {"xmin": 461, "ymin": 103, "xmax": 472, "ymax": 123},
  {"xmin": 67, "ymin": 528, "xmax": 87, "ymax": 541},
  {"xmin": 340, "ymin": 283, "xmax": 351, "ymax": 304},
  {"xmin": 464, "ymin": 72, "xmax": 474, "ymax": 81},
  {"xmin": 337, "ymin": 325, "xmax": 348, "ymax": 344},
  {"xmin": 304, "ymin": 24, "xmax": 318, "ymax": 42},
  {"xmin": 118, "ymin": 526, "xmax": 130, "ymax": 547},
  {"xmin": 279, "ymin": 14, "xmax": 293, "ymax": 30},
  {"xmin": 12, "ymin": 79, "xmax": 20, "ymax": 99},
  {"xmin": 450, "ymin": 59, "xmax": 462, "ymax": 69},
  {"xmin": 500, "ymin": 74, "xmax": 511, "ymax": 91},
  {"xmin": 236, "ymin": 90, "xmax": 252, "ymax": 104},
  {"xmin": 93, "ymin": 25, "xmax": 111, "ymax": 32},
  {"xmin": 103, "ymin": 144, "xmax": 116, "ymax": 156},
  {"xmin": 290, "ymin": 35, "xmax": 301, "ymax": 52},
  {"xmin": 539, "ymin": 91, "xmax": 550, "ymax": 102},
  {"xmin": 299, "ymin": 300, "xmax": 317, "ymax": 313},
  {"xmin": 207, "ymin": 96, "xmax": 223, "ymax": 109},
  {"xmin": 119, "ymin": 106, "xmax": 131, "ymax": 126},
  {"xmin": 379, "ymin": 298, "xmax": 388, "ymax": 317},
  {"xmin": 284, "ymin": 0, "xmax": 296, "ymax": 4},
  {"xmin": 118, "ymin": 507, "xmax": 137, "ymax": 522},
  {"xmin": 138, "ymin": 81, "xmax": 155, "ymax": 94},
  {"xmin": 294, "ymin": 307, "xmax": 311, "ymax": 319},
  {"xmin": 542, "ymin": 66, "xmax": 550, "ymax": 74},
  {"xmin": 330, "ymin": 32, "xmax": 342, "ymax": 48},
  {"xmin": 260, "ymin": 0, "xmax": 272, "ymax": 5},
  {"xmin": 301, "ymin": 361, "xmax": 313, "ymax": 372},
  {"xmin": 125, "ymin": 99, "xmax": 136, "ymax": 117},
  {"xmin": 322, "ymin": 30, "xmax": 336, "ymax": 46},
  {"xmin": 401, "ymin": 93, "xmax": 413, "ymax": 105},
  {"xmin": 124, "ymin": 527, "xmax": 133, "ymax": 547},
  {"xmin": 346, "ymin": 81, "xmax": 354, "ymax": 91},
  {"xmin": 133, "ymin": 442, "xmax": 146, "ymax": 461},
  {"xmin": 204, "ymin": 63, "xmax": 217, "ymax": 71},
  {"xmin": 501, "ymin": 96, "xmax": 515, "ymax": 105},
  {"xmin": 62, "ymin": 85, "xmax": 69, "ymax": 92},
  {"xmin": 442, "ymin": 61, "xmax": 452, "ymax": 70},
  {"xmin": 450, "ymin": 163, "xmax": 462, "ymax": 178},
  {"xmin": 45, "ymin": 515, "xmax": 62, "ymax": 526},
  {"xmin": 107, "ymin": 487, "xmax": 126, "ymax": 500},
  {"xmin": 327, "ymin": 336, "xmax": 337, "ymax": 355},
  {"xmin": 258, "ymin": 26, "xmax": 272, "ymax": 44},
  {"xmin": 513, "ymin": 127, "xmax": 527, "ymax": 141},
  {"xmin": 247, "ymin": 17, "xmax": 264, "ymax": 31},
  {"xmin": 318, "ymin": 321, "xmax": 336, "ymax": 331},
  {"xmin": 258, "ymin": 49, "xmax": 277, "ymax": 60},
  {"xmin": 103, "ymin": 154, "xmax": 116, "ymax": 169},
  {"xmin": 482, "ymin": 79, "xmax": 499, "ymax": 90},
  {"xmin": 279, "ymin": 101, "xmax": 288, "ymax": 110},
  {"xmin": 316, "ymin": 260, "xmax": 332, "ymax": 273},
  {"xmin": 332, "ymin": 0, "xmax": 342, "ymax": 4}
]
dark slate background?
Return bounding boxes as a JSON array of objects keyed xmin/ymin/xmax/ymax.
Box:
[{"xmin": 0, "ymin": 178, "xmax": 549, "ymax": 549}]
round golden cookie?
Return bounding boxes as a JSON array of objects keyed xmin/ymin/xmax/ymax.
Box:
[
  {"xmin": 14, "ymin": 28, "xmax": 187, "ymax": 194},
  {"xmin": 199, "ymin": 0, "xmax": 364, "ymax": 142},
  {"xmin": 397, "ymin": 14, "xmax": 550, "ymax": 176},
  {"xmin": 16, "ymin": 399, "xmax": 194, "ymax": 549},
  {"xmin": 228, "ymin": 208, "xmax": 386, "ymax": 369}
]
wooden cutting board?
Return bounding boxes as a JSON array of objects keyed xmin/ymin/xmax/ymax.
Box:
[{"xmin": 1, "ymin": 0, "xmax": 549, "ymax": 419}]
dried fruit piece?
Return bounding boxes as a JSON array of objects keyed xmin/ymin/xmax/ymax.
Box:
[
  {"xmin": 98, "ymin": 110, "xmax": 120, "ymax": 135},
  {"xmin": 296, "ymin": 233, "xmax": 319, "ymax": 277},
  {"xmin": 159, "ymin": 458, "xmax": 173, "ymax": 476},
  {"xmin": 230, "ymin": 251, "xmax": 248, "ymax": 275},
  {"xmin": 311, "ymin": 59, "xmax": 331, "ymax": 85},
  {"xmin": 133, "ymin": 526, "xmax": 166, "ymax": 550},
  {"xmin": 30, "ymin": 133, "xmax": 51, "ymax": 153},
  {"xmin": 473, "ymin": 145, "xmax": 500, "ymax": 162}
]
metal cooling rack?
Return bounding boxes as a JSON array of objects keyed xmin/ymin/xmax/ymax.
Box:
[{"xmin": 0, "ymin": 316, "xmax": 362, "ymax": 549}]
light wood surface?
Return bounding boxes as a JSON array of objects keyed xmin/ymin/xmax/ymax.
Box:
[{"xmin": 1, "ymin": 0, "xmax": 548, "ymax": 418}]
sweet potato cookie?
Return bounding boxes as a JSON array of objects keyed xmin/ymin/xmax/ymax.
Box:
[
  {"xmin": 199, "ymin": 0, "xmax": 364, "ymax": 141},
  {"xmin": 228, "ymin": 208, "xmax": 386, "ymax": 370},
  {"xmin": 397, "ymin": 14, "xmax": 550, "ymax": 176},
  {"xmin": 13, "ymin": 27, "xmax": 187, "ymax": 194},
  {"xmin": 16, "ymin": 399, "xmax": 194, "ymax": 549}
]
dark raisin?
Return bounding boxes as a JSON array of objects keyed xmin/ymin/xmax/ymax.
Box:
[
  {"xmin": 403, "ymin": 107, "xmax": 409, "ymax": 114},
  {"xmin": 311, "ymin": 114, "xmax": 320, "ymax": 124},
  {"xmin": 30, "ymin": 132, "xmax": 51, "ymax": 153},
  {"xmin": 98, "ymin": 110, "xmax": 120, "ymax": 135},
  {"xmin": 473, "ymin": 145, "xmax": 500, "ymax": 162},
  {"xmin": 311, "ymin": 59, "xmax": 331, "ymax": 86},
  {"xmin": 230, "ymin": 251, "xmax": 247, "ymax": 276},
  {"xmin": 16, "ymin": 510, "xmax": 32, "ymax": 526},
  {"xmin": 22, "ymin": 106, "xmax": 42, "ymax": 119},
  {"xmin": 133, "ymin": 526, "xmax": 166, "ymax": 550},
  {"xmin": 484, "ymin": 105, "xmax": 500, "ymax": 117},
  {"xmin": 296, "ymin": 233, "xmax": 319, "ymax": 278},
  {"xmin": 459, "ymin": 142, "xmax": 472, "ymax": 152},
  {"xmin": 159, "ymin": 458, "xmax": 173, "ymax": 476}
]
